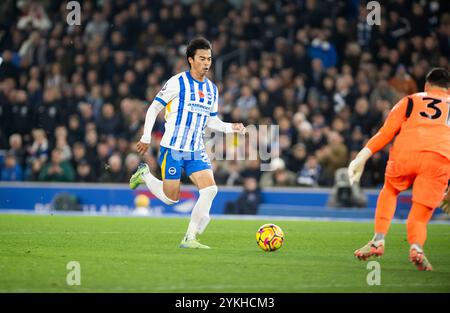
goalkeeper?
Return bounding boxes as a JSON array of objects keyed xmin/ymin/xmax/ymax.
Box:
[{"xmin": 348, "ymin": 68, "xmax": 450, "ymax": 271}]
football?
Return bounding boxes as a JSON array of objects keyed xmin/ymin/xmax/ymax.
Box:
[{"xmin": 256, "ymin": 224, "xmax": 285, "ymax": 252}]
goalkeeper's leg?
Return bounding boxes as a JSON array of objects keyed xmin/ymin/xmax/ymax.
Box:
[
  {"xmin": 407, "ymin": 201, "xmax": 434, "ymax": 271},
  {"xmin": 406, "ymin": 160, "xmax": 449, "ymax": 271},
  {"xmin": 354, "ymin": 180, "xmax": 400, "ymax": 260}
]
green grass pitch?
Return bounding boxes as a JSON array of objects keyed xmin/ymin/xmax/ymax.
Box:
[{"xmin": 1, "ymin": 214, "xmax": 450, "ymax": 292}]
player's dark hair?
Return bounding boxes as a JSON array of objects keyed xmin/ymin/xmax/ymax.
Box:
[
  {"xmin": 425, "ymin": 67, "xmax": 450, "ymax": 88},
  {"xmin": 186, "ymin": 37, "xmax": 212, "ymax": 67}
]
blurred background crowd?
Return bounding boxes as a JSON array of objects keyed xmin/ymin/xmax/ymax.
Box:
[{"xmin": 0, "ymin": 0, "xmax": 449, "ymax": 188}]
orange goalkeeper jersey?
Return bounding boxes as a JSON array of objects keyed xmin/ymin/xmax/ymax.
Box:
[{"xmin": 366, "ymin": 89, "xmax": 450, "ymax": 160}]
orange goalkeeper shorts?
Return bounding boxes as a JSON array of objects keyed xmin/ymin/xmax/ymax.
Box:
[{"xmin": 385, "ymin": 151, "xmax": 450, "ymax": 209}]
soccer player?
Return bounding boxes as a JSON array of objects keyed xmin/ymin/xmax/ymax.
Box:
[
  {"xmin": 129, "ymin": 37, "xmax": 246, "ymax": 249},
  {"xmin": 348, "ymin": 68, "xmax": 450, "ymax": 271}
]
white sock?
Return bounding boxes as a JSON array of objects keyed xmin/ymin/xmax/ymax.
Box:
[
  {"xmin": 410, "ymin": 243, "xmax": 423, "ymax": 252},
  {"xmin": 197, "ymin": 215, "xmax": 211, "ymax": 235},
  {"xmin": 372, "ymin": 233, "xmax": 385, "ymax": 244},
  {"xmin": 185, "ymin": 185, "xmax": 218, "ymax": 240},
  {"xmin": 142, "ymin": 172, "xmax": 178, "ymax": 205}
]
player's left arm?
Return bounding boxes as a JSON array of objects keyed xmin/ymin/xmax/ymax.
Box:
[
  {"xmin": 207, "ymin": 115, "xmax": 246, "ymax": 134},
  {"xmin": 348, "ymin": 97, "xmax": 408, "ymax": 185}
]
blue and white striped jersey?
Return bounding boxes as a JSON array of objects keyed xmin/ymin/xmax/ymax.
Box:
[{"xmin": 154, "ymin": 71, "xmax": 218, "ymax": 152}]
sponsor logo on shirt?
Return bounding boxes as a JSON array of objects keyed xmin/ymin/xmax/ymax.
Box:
[{"xmin": 186, "ymin": 102, "xmax": 211, "ymax": 116}]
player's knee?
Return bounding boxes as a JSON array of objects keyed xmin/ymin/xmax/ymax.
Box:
[
  {"xmin": 200, "ymin": 185, "xmax": 218, "ymax": 198},
  {"xmin": 163, "ymin": 187, "xmax": 180, "ymax": 202},
  {"xmin": 163, "ymin": 195, "xmax": 179, "ymax": 206},
  {"xmin": 163, "ymin": 190, "xmax": 180, "ymax": 205},
  {"xmin": 383, "ymin": 180, "xmax": 400, "ymax": 195}
]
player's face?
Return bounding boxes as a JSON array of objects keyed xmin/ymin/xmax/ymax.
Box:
[{"xmin": 190, "ymin": 49, "xmax": 212, "ymax": 78}]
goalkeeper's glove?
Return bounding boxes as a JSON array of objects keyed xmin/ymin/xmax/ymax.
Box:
[
  {"xmin": 348, "ymin": 147, "xmax": 373, "ymax": 185},
  {"xmin": 440, "ymin": 187, "xmax": 450, "ymax": 214}
]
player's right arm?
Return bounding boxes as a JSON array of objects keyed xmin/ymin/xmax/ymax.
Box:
[
  {"xmin": 348, "ymin": 97, "xmax": 408, "ymax": 184},
  {"xmin": 137, "ymin": 76, "xmax": 179, "ymax": 155}
]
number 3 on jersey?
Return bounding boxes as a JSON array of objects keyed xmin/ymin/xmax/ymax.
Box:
[{"xmin": 419, "ymin": 97, "xmax": 450, "ymax": 125}]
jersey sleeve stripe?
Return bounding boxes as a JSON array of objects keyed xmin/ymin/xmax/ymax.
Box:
[
  {"xmin": 205, "ymin": 80, "xmax": 212, "ymax": 105},
  {"xmin": 211, "ymin": 83, "xmax": 218, "ymax": 115},
  {"xmin": 155, "ymin": 97, "xmax": 167, "ymax": 106},
  {"xmin": 210, "ymin": 112, "xmax": 218, "ymax": 116},
  {"xmin": 186, "ymin": 72, "xmax": 196, "ymax": 101},
  {"xmin": 170, "ymin": 76, "xmax": 186, "ymax": 146},
  {"xmin": 212, "ymin": 83, "xmax": 217, "ymax": 104}
]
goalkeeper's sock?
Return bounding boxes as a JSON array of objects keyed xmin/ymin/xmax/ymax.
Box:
[
  {"xmin": 184, "ymin": 185, "xmax": 218, "ymax": 240},
  {"xmin": 142, "ymin": 172, "xmax": 178, "ymax": 205},
  {"xmin": 372, "ymin": 233, "xmax": 385, "ymax": 242},
  {"xmin": 410, "ymin": 243, "xmax": 423, "ymax": 253}
]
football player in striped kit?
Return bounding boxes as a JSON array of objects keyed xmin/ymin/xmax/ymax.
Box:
[{"xmin": 130, "ymin": 37, "xmax": 246, "ymax": 249}]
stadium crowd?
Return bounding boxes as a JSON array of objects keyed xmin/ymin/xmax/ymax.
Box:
[{"xmin": 0, "ymin": 0, "xmax": 449, "ymax": 188}]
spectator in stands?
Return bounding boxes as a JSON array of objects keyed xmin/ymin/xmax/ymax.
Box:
[
  {"xmin": 71, "ymin": 142, "xmax": 86, "ymax": 169},
  {"xmin": 8, "ymin": 133, "xmax": 26, "ymax": 167},
  {"xmin": 26, "ymin": 158, "xmax": 44, "ymax": 181},
  {"xmin": 124, "ymin": 153, "xmax": 140, "ymax": 181},
  {"xmin": 316, "ymin": 131, "xmax": 349, "ymax": 186},
  {"xmin": 369, "ymin": 78, "xmax": 399, "ymax": 108},
  {"xmin": 100, "ymin": 153, "xmax": 126, "ymax": 183},
  {"xmin": 236, "ymin": 85, "xmax": 257, "ymax": 119},
  {"xmin": 34, "ymin": 87, "xmax": 61, "ymax": 134},
  {"xmin": 97, "ymin": 140, "xmax": 113, "ymax": 172},
  {"xmin": 260, "ymin": 158, "xmax": 296, "ymax": 187},
  {"xmin": 83, "ymin": 12, "xmax": 109, "ymax": 43},
  {"xmin": 54, "ymin": 126, "xmax": 72, "ymax": 162},
  {"xmin": 211, "ymin": 160, "xmax": 230, "ymax": 186},
  {"xmin": 285, "ymin": 143, "xmax": 308, "ymax": 173},
  {"xmin": 16, "ymin": 1, "xmax": 51, "ymax": 32},
  {"xmin": 308, "ymin": 32, "xmax": 337, "ymax": 69},
  {"xmin": 224, "ymin": 160, "xmax": 242, "ymax": 186},
  {"xmin": 224, "ymin": 176, "xmax": 261, "ymax": 215},
  {"xmin": 389, "ymin": 64, "xmax": 419, "ymax": 96},
  {"xmin": 39, "ymin": 148, "xmax": 75, "ymax": 182},
  {"xmin": 75, "ymin": 159, "xmax": 96, "ymax": 183},
  {"xmin": 18, "ymin": 30, "xmax": 47, "ymax": 67},
  {"xmin": 67, "ymin": 114, "xmax": 85, "ymax": 145},
  {"xmin": 350, "ymin": 97, "xmax": 375, "ymax": 136},
  {"xmin": 9, "ymin": 89, "xmax": 33, "ymax": 136},
  {"xmin": 27, "ymin": 128, "xmax": 49, "ymax": 163},
  {"xmin": 97, "ymin": 103, "xmax": 122, "ymax": 137},
  {"xmin": 0, "ymin": 153, "xmax": 23, "ymax": 181},
  {"xmin": 297, "ymin": 155, "xmax": 322, "ymax": 187}
]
